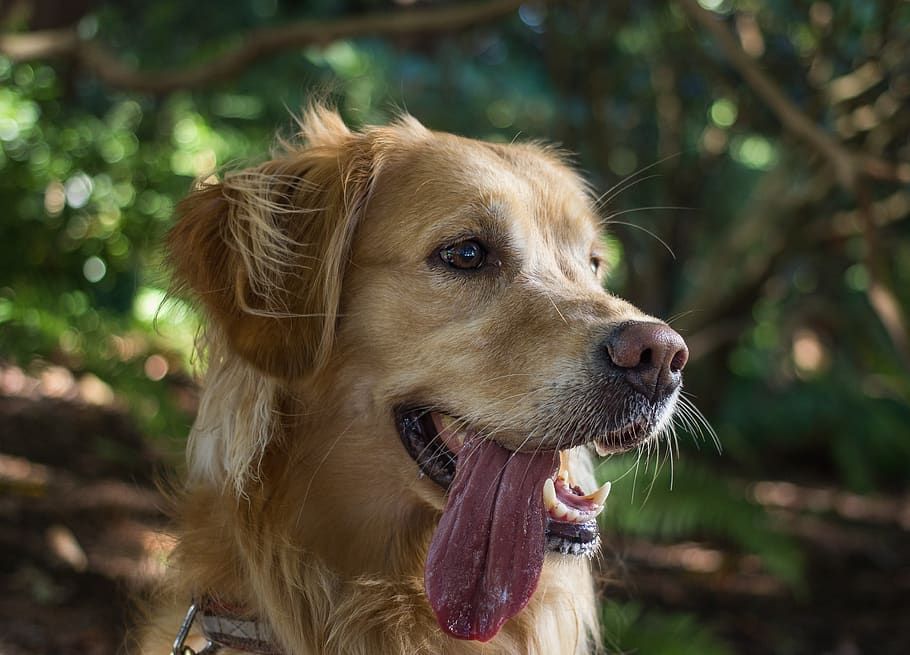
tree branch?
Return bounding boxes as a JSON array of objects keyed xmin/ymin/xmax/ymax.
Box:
[
  {"xmin": 678, "ymin": 0, "xmax": 910, "ymax": 369},
  {"xmin": 0, "ymin": 0, "xmax": 526, "ymax": 94},
  {"xmin": 855, "ymin": 186, "xmax": 910, "ymax": 369},
  {"xmin": 676, "ymin": 0, "xmax": 910, "ymax": 189}
]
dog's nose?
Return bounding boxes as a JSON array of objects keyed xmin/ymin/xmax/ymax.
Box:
[{"xmin": 605, "ymin": 321, "xmax": 688, "ymax": 400}]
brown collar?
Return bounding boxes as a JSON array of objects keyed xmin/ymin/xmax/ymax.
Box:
[{"xmin": 172, "ymin": 598, "xmax": 282, "ymax": 655}]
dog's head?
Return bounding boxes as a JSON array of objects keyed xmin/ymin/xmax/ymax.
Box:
[{"xmin": 170, "ymin": 107, "xmax": 687, "ymax": 642}]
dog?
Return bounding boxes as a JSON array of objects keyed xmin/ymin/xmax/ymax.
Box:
[{"xmin": 138, "ymin": 107, "xmax": 688, "ymax": 654}]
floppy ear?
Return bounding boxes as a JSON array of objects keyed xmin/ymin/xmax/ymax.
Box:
[{"xmin": 168, "ymin": 108, "xmax": 376, "ymax": 378}]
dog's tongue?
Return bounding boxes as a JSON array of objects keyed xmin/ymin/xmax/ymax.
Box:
[{"xmin": 424, "ymin": 436, "xmax": 555, "ymax": 641}]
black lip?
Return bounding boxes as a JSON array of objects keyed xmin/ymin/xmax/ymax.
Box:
[
  {"xmin": 396, "ymin": 407, "xmax": 456, "ymax": 488},
  {"xmin": 593, "ymin": 416, "xmax": 655, "ymax": 452},
  {"xmin": 546, "ymin": 519, "xmax": 601, "ymax": 556},
  {"xmin": 395, "ymin": 405, "xmax": 600, "ymax": 554},
  {"xmin": 546, "ymin": 519, "xmax": 599, "ymax": 543}
]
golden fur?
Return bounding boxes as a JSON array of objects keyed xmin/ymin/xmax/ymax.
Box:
[{"xmin": 138, "ymin": 107, "xmax": 666, "ymax": 654}]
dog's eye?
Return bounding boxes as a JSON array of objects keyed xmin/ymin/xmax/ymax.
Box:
[
  {"xmin": 590, "ymin": 257, "xmax": 602, "ymax": 275},
  {"xmin": 440, "ymin": 240, "xmax": 486, "ymax": 270}
]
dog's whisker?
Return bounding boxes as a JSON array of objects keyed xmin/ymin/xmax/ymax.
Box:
[
  {"xmin": 674, "ymin": 402, "xmax": 699, "ymax": 441},
  {"xmin": 602, "ymin": 216, "xmax": 680, "ymax": 260},
  {"xmin": 591, "ymin": 151, "xmax": 682, "ymax": 208},
  {"xmin": 543, "ymin": 290, "xmax": 569, "ymax": 326},
  {"xmin": 642, "ymin": 439, "xmax": 661, "ymax": 503},
  {"xmin": 594, "ymin": 173, "xmax": 663, "ymax": 212},
  {"xmin": 296, "ymin": 416, "xmax": 358, "ymax": 523},
  {"xmin": 664, "ymin": 308, "xmax": 698, "ymax": 326},
  {"xmin": 676, "ymin": 395, "xmax": 720, "ymax": 453},
  {"xmin": 630, "ymin": 446, "xmax": 644, "ymax": 505}
]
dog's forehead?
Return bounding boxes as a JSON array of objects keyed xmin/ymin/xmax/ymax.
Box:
[
  {"xmin": 378, "ymin": 132, "xmax": 601, "ymax": 244},
  {"xmin": 481, "ymin": 140, "xmax": 598, "ymax": 239}
]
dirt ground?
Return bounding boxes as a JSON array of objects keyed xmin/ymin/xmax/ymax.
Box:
[{"xmin": 1, "ymin": 382, "xmax": 908, "ymax": 655}]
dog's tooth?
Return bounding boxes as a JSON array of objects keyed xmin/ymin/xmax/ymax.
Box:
[
  {"xmin": 594, "ymin": 441, "xmax": 611, "ymax": 457},
  {"xmin": 582, "ymin": 481, "xmax": 612, "ymax": 507},
  {"xmin": 558, "ymin": 450, "xmax": 571, "ymax": 482},
  {"xmin": 439, "ymin": 414, "xmax": 456, "ymax": 430},
  {"xmin": 543, "ymin": 478, "xmax": 557, "ymax": 509},
  {"xmin": 564, "ymin": 507, "xmax": 581, "ymax": 522},
  {"xmin": 551, "ymin": 501, "xmax": 568, "ymax": 519}
]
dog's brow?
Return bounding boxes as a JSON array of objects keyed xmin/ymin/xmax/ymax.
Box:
[{"xmin": 433, "ymin": 200, "xmax": 510, "ymax": 239}]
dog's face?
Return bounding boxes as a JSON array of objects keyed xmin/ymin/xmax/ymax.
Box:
[
  {"xmin": 169, "ymin": 108, "xmax": 687, "ymax": 643},
  {"xmin": 332, "ymin": 128, "xmax": 687, "ymax": 639},
  {"xmin": 341, "ymin": 133, "xmax": 684, "ymax": 460}
]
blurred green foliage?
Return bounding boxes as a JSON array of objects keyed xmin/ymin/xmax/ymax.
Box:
[
  {"xmin": 603, "ymin": 601, "xmax": 734, "ymax": 655},
  {"xmin": 1, "ymin": 0, "xmax": 909, "ymax": 651},
  {"xmin": 598, "ymin": 457, "xmax": 806, "ymax": 589}
]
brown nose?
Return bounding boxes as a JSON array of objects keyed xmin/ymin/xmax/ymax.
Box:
[{"xmin": 605, "ymin": 321, "xmax": 688, "ymax": 401}]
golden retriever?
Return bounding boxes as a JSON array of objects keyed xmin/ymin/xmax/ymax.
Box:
[{"xmin": 139, "ymin": 107, "xmax": 688, "ymax": 654}]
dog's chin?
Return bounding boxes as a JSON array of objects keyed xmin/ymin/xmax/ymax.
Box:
[
  {"xmin": 589, "ymin": 389, "xmax": 681, "ymax": 455},
  {"xmin": 394, "ymin": 404, "xmax": 670, "ymax": 559}
]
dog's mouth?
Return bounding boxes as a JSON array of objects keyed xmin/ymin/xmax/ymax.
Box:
[
  {"xmin": 396, "ymin": 407, "xmax": 611, "ymax": 554},
  {"xmin": 396, "ymin": 406, "xmax": 617, "ymax": 642}
]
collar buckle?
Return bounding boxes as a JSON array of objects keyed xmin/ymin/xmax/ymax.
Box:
[{"xmin": 172, "ymin": 602, "xmax": 222, "ymax": 655}]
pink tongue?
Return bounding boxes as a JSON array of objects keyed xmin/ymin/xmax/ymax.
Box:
[{"xmin": 424, "ymin": 436, "xmax": 556, "ymax": 641}]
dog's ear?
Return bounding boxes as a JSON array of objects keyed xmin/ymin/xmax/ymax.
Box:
[{"xmin": 168, "ymin": 108, "xmax": 376, "ymax": 378}]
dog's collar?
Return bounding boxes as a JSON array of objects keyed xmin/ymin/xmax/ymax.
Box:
[{"xmin": 172, "ymin": 598, "xmax": 282, "ymax": 655}]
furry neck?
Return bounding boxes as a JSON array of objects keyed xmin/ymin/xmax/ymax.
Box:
[{"xmin": 175, "ymin": 495, "xmax": 597, "ymax": 655}]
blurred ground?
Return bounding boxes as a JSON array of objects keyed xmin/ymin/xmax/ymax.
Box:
[
  {"xmin": 0, "ymin": 364, "xmax": 908, "ymax": 655},
  {"xmin": 0, "ymin": 365, "xmax": 171, "ymax": 655}
]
